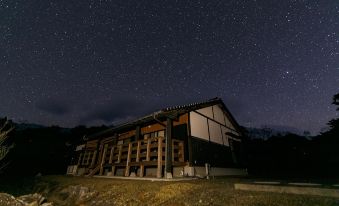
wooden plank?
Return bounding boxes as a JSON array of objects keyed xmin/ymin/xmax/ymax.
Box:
[
  {"xmin": 125, "ymin": 143, "xmax": 132, "ymax": 177},
  {"xmin": 81, "ymin": 151, "xmax": 87, "ymax": 165},
  {"xmin": 157, "ymin": 137, "xmax": 163, "ymax": 178},
  {"xmin": 172, "ymin": 140, "xmax": 175, "ymax": 162},
  {"xmin": 111, "ymin": 165, "xmax": 116, "ymax": 176},
  {"xmin": 90, "ymin": 150, "xmax": 97, "ymax": 168},
  {"xmin": 77, "ymin": 153, "xmax": 83, "ymax": 165},
  {"xmin": 117, "ymin": 145, "xmax": 122, "ymax": 163},
  {"xmin": 146, "ymin": 138, "xmax": 151, "ymax": 161},
  {"xmin": 99, "ymin": 144, "xmax": 108, "ymax": 175},
  {"xmin": 179, "ymin": 141, "xmax": 184, "ymax": 162},
  {"xmin": 165, "ymin": 118, "xmax": 173, "ymax": 175},
  {"xmin": 140, "ymin": 164, "xmax": 144, "ymax": 177},
  {"xmin": 108, "ymin": 146, "xmax": 115, "ymax": 164},
  {"xmin": 136, "ymin": 141, "xmax": 141, "ymax": 162}
]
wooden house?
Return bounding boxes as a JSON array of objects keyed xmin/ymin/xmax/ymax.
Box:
[{"xmin": 67, "ymin": 98, "xmax": 247, "ymax": 178}]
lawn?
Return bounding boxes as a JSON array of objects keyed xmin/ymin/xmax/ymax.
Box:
[{"xmin": 1, "ymin": 175, "xmax": 339, "ymax": 206}]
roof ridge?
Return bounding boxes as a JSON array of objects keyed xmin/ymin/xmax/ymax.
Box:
[{"xmin": 161, "ymin": 97, "xmax": 221, "ymax": 112}]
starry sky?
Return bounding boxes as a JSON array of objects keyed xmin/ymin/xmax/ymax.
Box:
[{"xmin": 0, "ymin": 0, "xmax": 338, "ymax": 134}]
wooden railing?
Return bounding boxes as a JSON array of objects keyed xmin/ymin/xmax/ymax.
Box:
[{"xmin": 94, "ymin": 136, "xmax": 184, "ymax": 177}]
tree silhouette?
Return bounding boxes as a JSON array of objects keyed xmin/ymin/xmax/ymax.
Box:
[
  {"xmin": 0, "ymin": 117, "xmax": 14, "ymax": 172},
  {"xmin": 326, "ymin": 93, "xmax": 339, "ymax": 134}
]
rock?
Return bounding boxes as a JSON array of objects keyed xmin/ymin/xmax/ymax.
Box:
[
  {"xmin": 17, "ymin": 193, "xmax": 45, "ymax": 205},
  {"xmin": 0, "ymin": 193, "xmax": 25, "ymax": 206},
  {"xmin": 40, "ymin": 203, "xmax": 53, "ymax": 206},
  {"xmin": 0, "ymin": 193, "xmax": 53, "ymax": 206},
  {"xmin": 59, "ymin": 185, "xmax": 98, "ymax": 204}
]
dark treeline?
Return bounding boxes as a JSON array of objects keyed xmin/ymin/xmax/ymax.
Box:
[
  {"xmin": 2, "ymin": 125, "xmax": 107, "ymax": 176},
  {"xmin": 1, "ymin": 94, "xmax": 338, "ymax": 179},
  {"xmin": 244, "ymin": 93, "xmax": 339, "ymax": 178}
]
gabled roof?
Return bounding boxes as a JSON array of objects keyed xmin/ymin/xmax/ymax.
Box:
[{"xmin": 87, "ymin": 97, "xmax": 242, "ymax": 139}]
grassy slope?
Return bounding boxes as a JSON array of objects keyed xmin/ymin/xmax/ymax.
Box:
[{"xmin": 1, "ymin": 176, "xmax": 339, "ymax": 206}]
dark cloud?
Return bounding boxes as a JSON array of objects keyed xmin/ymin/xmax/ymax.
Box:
[
  {"xmin": 80, "ymin": 97, "xmax": 149, "ymax": 124},
  {"xmin": 36, "ymin": 99, "xmax": 71, "ymax": 116}
]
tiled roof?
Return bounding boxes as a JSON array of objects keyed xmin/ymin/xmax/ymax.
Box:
[
  {"xmin": 86, "ymin": 97, "xmax": 238, "ymax": 139},
  {"xmin": 161, "ymin": 97, "xmax": 221, "ymax": 112}
]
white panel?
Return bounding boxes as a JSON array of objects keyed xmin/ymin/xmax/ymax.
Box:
[
  {"xmin": 221, "ymin": 126, "xmax": 229, "ymax": 146},
  {"xmin": 190, "ymin": 112, "xmax": 209, "ymax": 141},
  {"xmin": 224, "ymin": 113, "xmax": 236, "ymax": 130},
  {"xmin": 196, "ymin": 106, "xmax": 213, "ymax": 119},
  {"xmin": 208, "ymin": 120, "xmax": 223, "ymax": 145},
  {"xmin": 213, "ymin": 105, "xmax": 226, "ymax": 125}
]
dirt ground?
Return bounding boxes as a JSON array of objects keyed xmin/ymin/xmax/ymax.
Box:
[{"xmin": 2, "ymin": 175, "xmax": 339, "ymax": 206}]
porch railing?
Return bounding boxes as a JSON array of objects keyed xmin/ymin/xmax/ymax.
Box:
[{"xmin": 94, "ymin": 136, "xmax": 185, "ymax": 177}]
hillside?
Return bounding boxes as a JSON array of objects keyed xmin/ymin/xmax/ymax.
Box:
[{"xmin": 1, "ymin": 176, "xmax": 338, "ymax": 206}]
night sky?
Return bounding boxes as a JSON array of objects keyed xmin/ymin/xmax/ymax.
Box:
[{"xmin": 1, "ymin": 0, "xmax": 338, "ymax": 134}]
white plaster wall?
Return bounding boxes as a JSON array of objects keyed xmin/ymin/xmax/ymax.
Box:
[
  {"xmin": 190, "ymin": 111, "xmax": 209, "ymax": 141},
  {"xmin": 221, "ymin": 126, "xmax": 229, "ymax": 146},
  {"xmin": 224, "ymin": 113, "xmax": 236, "ymax": 130},
  {"xmin": 196, "ymin": 106, "xmax": 213, "ymax": 119},
  {"xmin": 208, "ymin": 120, "xmax": 223, "ymax": 145},
  {"xmin": 213, "ymin": 105, "xmax": 226, "ymax": 125}
]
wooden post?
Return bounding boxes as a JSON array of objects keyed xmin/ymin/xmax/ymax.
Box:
[
  {"xmin": 108, "ymin": 146, "xmax": 115, "ymax": 164},
  {"xmin": 117, "ymin": 145, "xmax": 122, "ymax": 163},
  {"xmin": 111, "ymin": 165, "xmax": 116, "ymax": 176},
  {"xmin": 179, "ymin": 141, "xmax": 184, "ymax": 162},
  {"xmin": 157, "ymin": 137, "xmax": 163, "ymax": 178},
  {"xmin": 172, "ymin": 140, "xmax": 175, "ymax": 162},
  {"xmin": 90, "ymin": 150, "xmax": 97, "ymax": 168},
  {"xmin": 96, "ymin": 144, "xmax": 104, "ymax": 166},
  {"xmin": 136, "ymin": 141, "xmax": 141, "ymax": 162},
  {"xmin": 99, "ymin": 144, "xmax": 108, "ymax": 175},
  {"xmin": 135, "ymin": 125, "xmax": 141, "ymax": 140},
  {"xmin": 125, "ymin": 143, "xmax": 132, "ymax": 177},
  {"xmin": 139, "ymin": 164, "xmax": 144, "ymax": 177},
  {"xmin": 146, "ymin": 138, "xmax": 151, "ymax": 161},
  {"xmin": 187, "ymin": 112, "xmax": 193, "ymax": 165},
  {"xmin": 78, "ymin": 153, "xmax": 82, "ymax": 165},
  {"xmin": 165, "ymin": 118, "xmax": 173, "ymax": 178},
  {"xmin": 81, "ymin": 151, "xmax": 87, "ymax": 165}
]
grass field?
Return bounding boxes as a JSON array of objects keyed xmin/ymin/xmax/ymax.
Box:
[{"xmin": 1, "ymin": 175, "xmax": 339, "ymax": 206}]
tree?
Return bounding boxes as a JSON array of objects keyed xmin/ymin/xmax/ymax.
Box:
[
  {"xmin": 0, "ymin": 117, "xmax": 14, "ymax": 172},
  {"xmin": 327, "ymin": 93, "xmax": 339, "ymax": 132},
  {"xmin": 333, "ymin": 93, "xmax": 339, "ymax": 109}
]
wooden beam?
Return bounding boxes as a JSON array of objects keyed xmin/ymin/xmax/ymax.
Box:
[
  {"xmin": 135, "ymin": 125, "xmax": 141, "ymax": 140},
  {"xmin": 99, "ymin": 144, "xmax": 108, "ymax": 175},
  {"xmin": 81, "ymin": 151, "xmax": 87, "ymax": 165},
  {"xmin": 165, "ymin": 118, "xmax": 173, "ymax": 177},
  {"xmin": 187, "ymin": 112, "xmax": 193, "ymax": 165},
  {"xmin": 157, "ymin": 137, "xmax": 163, "ymax": 178},
  {"xmin": 117, "ymin": 145, "xmax": 122, "ymax": 163},
  {"xmin": 139, "ymin": 164, "xmax": 144, "ymax": 177},
  {"xmin": 146, "ymin": 138, "xmax": 151, "ymax": 161},
  {"xmin": 136, "ymin": 141, "xmax": 141, "ymax": 162},
  {"xmin": 108, "ymin": 146, "xmax": 114, "ymax": 164},
  {"xmin": 125, "ymin": 143, "xmax": 132, "ymax": 177},
  {"xmin": 111, "ymin": 165, "xmax": 116, "ymax": 176},
  {"xmin": 77, "ymin": 153, "xmax": 83, "ymax": 166},
  {"xmin": 90, "ymin": 150, "xmax": 97, "ymax": 168},
  {"xmin": 172, "ymin": 141, "xmax": 175, "ymax": 162},
  {"xmin": 179, "ymin": 141, "xmax": 184, "ymax": 162}
]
